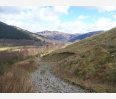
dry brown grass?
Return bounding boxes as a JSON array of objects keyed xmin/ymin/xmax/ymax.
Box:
[
  {"xmin": 0, "ymin": 46, "xmax": 40, "ymax": 93},
  {"xmin": 0, "ymin": 58, "xmax": 38, "ymax": 93},
  {"xmin": 0, "ymin": 46, "xmax": 40, "ymax": 75},
  {"xmin": 0, "ymin": 44, "xmax": 60, "ymax": 93},
  {"xmin": 53, "ymin": 65, "xmax": 116, "ymax": 93}
]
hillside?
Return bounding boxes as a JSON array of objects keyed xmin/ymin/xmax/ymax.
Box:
[
  {"xmin": 43, "ymin": 27, "xmax": 116, "ymax": 92},
  {"xmin": 0, "ymin": 21, "xmax": 47, "ymax": 46},
  {"xmin": 69, "ymin": 31, "xmax": 103, "ymax": 42},
  {"xmin": 37, "ymin": 30, "xmax": 103, "ymax": 43},
  {"xmin": 37, "ymin": 30, "xmax": 78, "ymax": 43},
  {"xmin": 0, "ymin": 21, "xmax": 34, "ymax": 40}
]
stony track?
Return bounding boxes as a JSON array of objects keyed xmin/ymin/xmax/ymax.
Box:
[{"xmin": 31, "ymin": 58, "xmax": 88, "ymax": 93}]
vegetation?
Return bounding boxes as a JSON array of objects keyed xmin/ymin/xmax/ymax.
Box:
[
  {"xmin": 0, "ymin": 22, "xmax": 33, "ymax": 40},
  {"xmin": 0, "ymin": 58, "xmax": 38, "ymax": 93},
  {"xmin": 0, "ymin": 43, "xmax": 60, "ymax": 92},
  {"xmin": 0, "ymin": 47, "xmax": 40, "ymax": 92},
  {"xmin": 43, "ymin": 27, "xmax": 116, "ymax": 92},
  {"xmin": 0, "ymin": 46, "xmax": 41, "ymax": 75}
]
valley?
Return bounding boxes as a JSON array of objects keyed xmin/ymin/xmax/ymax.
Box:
[
  {"xmin": 0, "ymin": 21, "xmax": 64, "ymax": 92},
  {"xmin": 0, "ymin": 21, "xmax": 116, "ymax": 93}
]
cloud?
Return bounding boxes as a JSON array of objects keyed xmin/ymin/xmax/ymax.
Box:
[
  {"xmin": 113, "ymin": 14, "xmax": 116, "ymax": 19},
  {"xmin": 38, "ymin": 6, "xmax": 69, "ymax": 21},
  {"xmin": 0, "ymin": 6, "xmax": 70, "ymax": 32},
  {"xmin": 54, "ymin": 17, "xmax": 116, "ymax": 34},
  {"xmin": 0, "ymin": 6, "xmax": 116, "ymax": 34},
  {"xmin": 55, "ymin": 20, "xmax": 86, "ymax": 33},
  {"xmin": 54, "ymin": 6, "xmax": 70, "ymax": 14},
  {"xmin": 0, "ymin": 6, "xmax": 22, "ymax": 14},
  {"xmin": 38, "ymin": 7, "xmax": 59, "ymax": 21},
  {"xmin": 86, "ymin": 17, "xmax": 116, "ymax": 32},
  {"xmin": 96, "ymin": 6, "xmax": 116, "ymax": 12},
  {"xmin": 94, "ymin": 18, "xmax": 111, "ymax": 28},
  {"xmin": 78, "ymin": 15, "xmax": 86, "ymax": 20}
]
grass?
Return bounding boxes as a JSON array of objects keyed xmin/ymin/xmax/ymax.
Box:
[
  {"xmin": 53, "ymin": 65, "xmax": 116, "ymax": 93},
  {"xmin": 0, "ymin": 58, "xmax": 38, "ymax": 93},
  {"xmin": 0, "ymin": 46, "xmax": 36, "ymax": 52},
  {"xmin": 0, "ymin": 46, "xmax": 40, "ymax": 93},
  {"xmin": 0, "ymin": 47, "xmax": 11, "ymax": 51},
  {"xmin": 42, "ymin": 52, "xmax": 75, "ymax": 62},
  {"xmin": 43, "ymin": 27, "xmax": 116, "ymax": 92},
  {"xmin": 0, "ymin": 44, "xmax": 59, "ymax": 93}
]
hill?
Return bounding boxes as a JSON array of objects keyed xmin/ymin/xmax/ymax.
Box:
[
  {"xmin": 37, "ymin": 30, "xmax": 103, "ymax": 43},
  {"xmin": 0, "ymin": 21, "xmax": 34, "ymax": 40},
  {"xmin": 0, "ymin": 21, "xmax": 47, "ymax": 46},
  {"xmin": 43, "ymin": 27, "xmax": 116, "ymax": 92},
  {"xmin": 69, "ymin": 31, "xmax": 103, "ymax": 42},
  {"xmin": 37, "ymin": 30, "xmax": 78, "ymax": 43}
]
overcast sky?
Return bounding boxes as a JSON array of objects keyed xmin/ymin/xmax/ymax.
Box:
[{"xmin": 0, "ymin": 6, "xmax": 116, "ymax": 34}]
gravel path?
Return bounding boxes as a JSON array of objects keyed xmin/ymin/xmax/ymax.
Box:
[{"xmin": 31, "ymin": 58, "xmax": 88, "ymax": 93}]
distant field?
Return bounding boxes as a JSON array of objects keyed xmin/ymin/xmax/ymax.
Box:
[
  {"xmin": 0, "ymin": 46, "xmax": 40, "ymax": 52},
  {"xmin": 0, "ymin": 46, "xmax": 20, "ymax": 51}
]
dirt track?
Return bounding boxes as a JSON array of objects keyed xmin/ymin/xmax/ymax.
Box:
[{"xmin": 31, "ymin": 58, "xmax": 88, "ymax": 93}]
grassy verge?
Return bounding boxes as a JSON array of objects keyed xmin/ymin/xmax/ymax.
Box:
[
  {"xmin": 0, "ymin": 47, "xmax": 39, "ymax": 93},
  {"xmin": 0, "ymin": 58, "xmax": 38, "ymax": 93}
]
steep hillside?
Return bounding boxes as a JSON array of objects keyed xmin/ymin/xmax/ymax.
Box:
[
  {"xmin": 43, "ymin": 27, "xmax": 116, "ymax": 92},
  {"xmin": 0, "ymin": 21, "xmax": 34, "ymax": 39},
  {"xmin": 0, "ymin": 21, "xmax": 47, "ymax": 46}
]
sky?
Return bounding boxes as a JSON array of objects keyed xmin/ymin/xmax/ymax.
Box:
[{"xmin": 0, "ymin": 6, "xmax": 116, "ymax": 34}]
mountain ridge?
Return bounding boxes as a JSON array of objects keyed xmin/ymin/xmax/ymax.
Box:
[
  {"xmin": 69, "ymin": 31, "xmax": 103, "ymax": 42},
  {"xmin": 37, "ymin": 30, "xmax": 103, "ymax": 43},
  {"xmin": 37, "ymin": 30, "xmax": 76, "ymax": 42}
]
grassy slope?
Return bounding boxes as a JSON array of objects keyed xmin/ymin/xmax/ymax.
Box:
[
  {"xmin": 0, "ymin": 58, "xmax": 38, "ymax": 93},
  {"xmin": 43, "ymin": 27, "xmax": 116, "ymax": 92},
  {"xmin": 0, "ymin": 46, "xmax": 41, "ymax": 92}
]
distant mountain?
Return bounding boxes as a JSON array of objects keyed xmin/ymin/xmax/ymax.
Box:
[
  {"xmin": 37, "ymin": 30, "xmax": 103, "ymax": 43},
  {"xmin": 0, "ymin": 21, "xmax": 103, "ymax": 46},
  {"xmin": 69, "ymin": 31, "xmax": 103, "ymax": 42},
  {"xmin": 0, "ymin": 21, "xmax": 47, "ymax": 46},
  {"xmin": 37, "ymin": 30, "xmax": 78, "ymax": 43}
]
